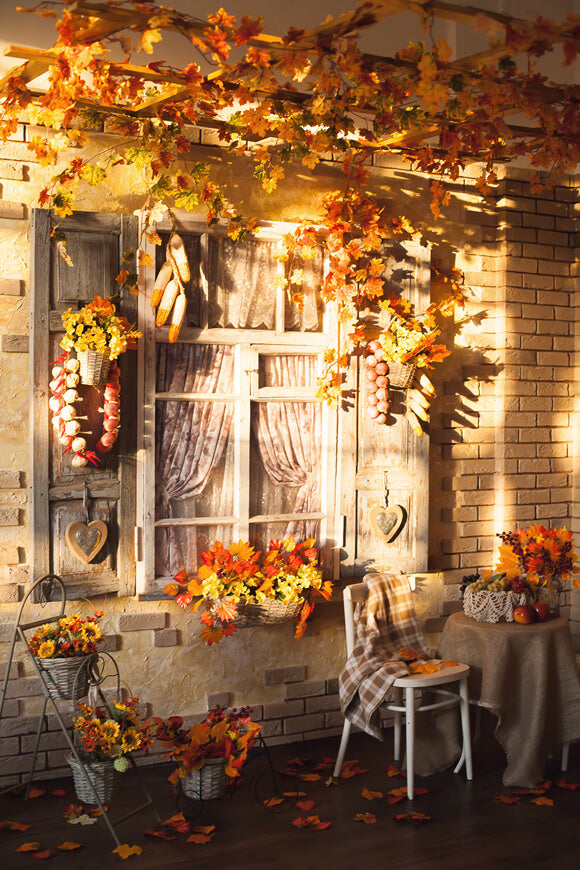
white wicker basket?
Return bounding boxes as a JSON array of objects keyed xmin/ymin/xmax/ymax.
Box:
[
  {"xmin": 77, "ymin": 349, "xmax": 111, "ymax": 385},
  {"xmin": 463, "ymin": 587, "xmax": 528, "ymax": 623},
  {"xmin": 215, "ymin": 597, "xmax": 304, "ymax": 629},
  {"xmin": 387, "ymin": 361, "xmax": 417, "ymax": 389},
  {"xmin": 180, "ymin": 757, "xmax": 227, "ymax": 800},
  {"xmin": 37, "ymin": 655, "xmax": 94, "ymax": 701},
  {"xmin": 67, "ymin": 754, "xmax": 115, "ymax": 804}
]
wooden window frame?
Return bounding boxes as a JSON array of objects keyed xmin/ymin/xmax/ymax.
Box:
[{"xmin": 135, "ymin": 217, "xmax": 340, "ymax": 598}]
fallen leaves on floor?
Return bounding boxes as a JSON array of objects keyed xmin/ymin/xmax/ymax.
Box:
[
  {"xmin": 63, "ymin": 803, "xmax": 99, "ymax": 826},
  {"xmin": 394, "ymin": 812, "xmax": 431, "ymax": 824},
  {"xmin": 187, "ymin": 825, "xmax": 216, "ymax": 845},
  {"xmin": 57, "ymin": 841, "xmax": 83, "ymax": 851},
  {"xmin": 0, "ymin": 820, "xmax": 31, "ymax": 831},
  {"xmin": 531, "ymin": 796, "xmax": 554, "ymax": 807},
  {"xmin": 494, "ymin": 795, "xmax": 520, "ymax": 804},
  {"xmin": 292, "ymin": 814, "xmax": 332, "ymax": 830},
  {"xmin": 31, "ymin": 849, "xmax": 53, "ymax": 860},
  {"xmin": 556, "ymin": 779, "xmax": 579, "ymax": 790},
  {"xmin": 112, "ymin": 843, "xmax": 143, "ymax": 859},
  {"xmin": 16, "ymin": 841, "xmax": 41, "ymax": 852},
  {"xmin": 355, "ymin": 812, "xmax": 377, "ymax": 824},
  {"xmin": 361, "ymin": 787, "xmax": 383, "ymax": 801}
]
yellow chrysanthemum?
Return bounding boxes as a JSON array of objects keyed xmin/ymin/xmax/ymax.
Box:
[{"xmin": 37, "ymin": 640, "xmax": 56, "ymax": 659}]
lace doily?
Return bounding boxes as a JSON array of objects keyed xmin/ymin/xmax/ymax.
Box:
[{"xmin": 463, "ymin": 588, "xmax": 528, "ymax": 623}]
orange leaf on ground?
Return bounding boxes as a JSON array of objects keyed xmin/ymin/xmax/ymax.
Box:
[
  {"xmin": 557, "ymin": 780, "xmax": 580, "ymax": 791},
  {"xmin": 28, "ymin": 788, "xmax": 46, "ymax": 799},
  {"xmin": 531, "ymin": 797, "xmax": 554, "ymax": 807},
  {"xmin": 288, "ymin": 757, "xmax": 305, "ymax": 767},
  {"xmin": 389, "ymin": 787, "xmax": 409, "ymax": 798},
  {"xmin": 339, "ymin": 760, "xmax": 368, "ymax": 778},
  {"xmin": 51, "ymin": 789, "xmax": 67, "ymax": 797},
  {"xmin": 161, "ymin": 812, "xmax": 189, "ymax": 833},
  {"xmin": 283, "ymin": 791, "xmax": 307, "ymax": 798},
  {"xmin": 193, "ymin": 826, "xmax": 215, "ymax": 835},
  {"xmin": 264, "ymin": 797, "xmax": 285, "ymax": 807},
  {"xmin": 0, "ymin": 821, "xmax": 31, "ymax": 831},
  {"xmin": 292, "ymin": 816, "xmax": 308, "ymax": 828},
  {"xmin": 296, "ymin": 800, "xmax": 315, "ymax": 812},
  {"xmin": 300, "ymin": 774, "xmax": 321, "ymax": 782},
  {"xmin": 57, "ymin": 841, "xmax": 83, "ymax": 851},
  {"xmin": 362, "ymin": 787, "xmax": 383, "ymax": 801},
  {"xmin": 494, "ymin": 795, "xmax": 520, "ymax": 804},
  {"xmin": 394, "ymin": 812, "xmax": 431, "ymax": 823},
  {"xmin": 386, "ymin": 765, "xmax": 402, "ymax": 777},
  {"xmin": 144, "ymin": 829, "xmax": 176, "ymax": 840},
  {"xmin": 355, "ymin": 812, "xmax": 377, "ymax": 824},
  {"xmin": 387, "ymin": 795, "xmax": 404, "ymax": 805},
  {"xmin": 112, "ymin": 844, "xmax": 143, "ymax": 859},
  {"xmin": 314, "ymin": 821, "xmax": 332, "ymax": 831},
  {"xmin": 17, "ymin": 842, "xmax": 40, "ymax": 852},
  {"xmin": 31, "ymin": 851, "xmax": 53, "ymax": 860},
  {"xmin": 187, "ymin": 833, "xmax": 212, "ymax": 844}
]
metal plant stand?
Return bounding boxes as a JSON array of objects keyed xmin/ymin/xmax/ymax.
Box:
[{"xmin": 0, "ymin": 575, "xmax": 161, "ymax": 847}]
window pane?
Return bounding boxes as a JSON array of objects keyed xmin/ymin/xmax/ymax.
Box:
[
  {"xmin": 155, "ymin": 523, "xmax": 236, "ymax": 578},
  {"xmin": 249, "ymin": 397, "xmax": 322, "ymax": 536},
  {"xmin": 156, "ymin": 231, "xmax": 202, "ymax": 328},
  {"xmin": 284, "ymin": 247, "xmax": 324, "ymax": 332},
  {"xmin": 258, "ymin": 353, "xmax": 317, "ymax": 390},
  {"xmin": 156, "ymin": 343, "xmax": 234, "ymax": 393},
  {"xmin": 207, "ymin": 236, "xmax": 277, "ymax": 329}
]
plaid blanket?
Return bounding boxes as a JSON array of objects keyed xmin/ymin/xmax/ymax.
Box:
[{"xmin": 338, "ymin": 572, "xmax": 433, "ymax": 740}]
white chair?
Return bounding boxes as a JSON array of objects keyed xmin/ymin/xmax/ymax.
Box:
[{"xmin": 333, "ymin": 580, "xmax": 473, "ymax": 799}]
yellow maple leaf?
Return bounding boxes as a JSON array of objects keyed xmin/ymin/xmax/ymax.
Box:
[
  {"xmin": 138, "ymin": 28, "xmax": 162, "ymax": 55},
  {"xmin": 112, "ymin": 843, "xmax": 143, "ymax": 859}
]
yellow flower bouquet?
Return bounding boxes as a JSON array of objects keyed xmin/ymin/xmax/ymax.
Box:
[
  {"xmin": 164, "ymin": 537, "xmax": 333, "ymax": 645},
  {"xmin": 27, "ymin": 611, "xmax": 104, "ymax": 659},
  {"xmin": 72, "ymin": 697, "xmax": 153, "ymax": 771},
  {"xmin": 495, "ymin": 524, "xmax": 579, "ymax": 594},
  {"xmin": 61, "ymin": 295, "xmax": 141, "ymax": 360}
]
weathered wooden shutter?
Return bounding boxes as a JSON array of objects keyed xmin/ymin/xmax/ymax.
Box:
[
  {"xmin": 30, "ymin": 209, "xmax": 138, "ymax": 597},
  {"xmin": 340, "ymin": 240, "xmax": 430, "ymax": 576}
]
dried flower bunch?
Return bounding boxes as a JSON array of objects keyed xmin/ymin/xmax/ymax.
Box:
[
  {"xmin": 61, "ymin": 295, "xmax": 141, "ymax": 359},
  {"xmin": 165, "ymin": 537, "xmax": 333, "ymax": 644},
  {"xmin": 73, "ymin": 697, "xmax": 153, "ymax": 771},
  {"xmin": 153, "ymin": 705, "xmax": 261, "ymax": 784},
  {"xmin": 28, "ymin": 612, "xmax": 104, "ymax": 659},
  {"xmin": 377, "ymin": 294, "xmax": 454, "ymax": 368}
]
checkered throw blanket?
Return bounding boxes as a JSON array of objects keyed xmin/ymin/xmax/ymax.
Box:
[{"xmin": 338, "ymin": 573, "xmax": 433, "ymax": 740}]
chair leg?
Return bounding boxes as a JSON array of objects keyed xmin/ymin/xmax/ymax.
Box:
[
  {"xmin": 458, "ymin": 676, "xmax": 473, "ymax": 781},
  {"xmin": 333, "ymin": 717, "xmax": 352, "ymax": 779},
  {"xmin": 561, "ymin": 742, "xmax": 570, "ymax": 772},
  {"xmin": 405, "ymin": 686, "xmax": 415, "ymax": 800},
  {"xmin": 393, "ymin": 686, "xmax": 403, "ymax": 763}
]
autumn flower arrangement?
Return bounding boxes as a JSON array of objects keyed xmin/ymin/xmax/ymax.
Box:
[
  {"xmin": 153, "ymin": 705, "xmax": 261, "ymax": 785},
  {"xmin": 495, "ymin": 525, "xmax": 579, "ymax": 594},
  {"xmin": 72, "ymin": 697, "xmax": 153, "ymax": 772},
  {"xmin": 27, "ymin": 612, "xmax": 104, "ymax": 659},
  {"xmin": 377, "ymin": 294, "xmax": 453, "ymax": 369},
  {"xmin": 164, "ymin": 537, "xmax": 333, "ymax": 644},
  {"xmin": 60, "ymin": 295, "xmax": 141, "ymax": 359}
]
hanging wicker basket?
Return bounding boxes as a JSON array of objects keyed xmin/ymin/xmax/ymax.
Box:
[
  {"xmin": 77, "ymin": 349, "xmax": 111, "ymax": 385},
  {"xmin": 180, "ymin": 757, "xmax": 228, "ymax": 801},
  {"xmin": 36, "ymin": 655, "xmax": 95, "ymax": 701},
  {"xmin": 213, "ymin": 597, "xmax": 304, "ymax": 629},
  {"xmin": 67, "ymin": 753, "xmax": 116, "ymax": 804},
  {"xmin": 386, "ymin": 361, "xmax": 417, "ymax": 389}
]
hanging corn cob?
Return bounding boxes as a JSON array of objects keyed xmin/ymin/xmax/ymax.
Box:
[{"xmin": 150, "ymin": 231, "xmax": 190, "ymax": 342}]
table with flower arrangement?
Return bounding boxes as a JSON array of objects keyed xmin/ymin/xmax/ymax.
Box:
[{"xmin": 438, "ymin": 612, "xmax": 580, "ymax": 788}]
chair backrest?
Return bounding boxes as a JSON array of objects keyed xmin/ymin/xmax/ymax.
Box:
[{"xmin": 343, "ymin": 582, "xmax": 368, "ymax": 658}]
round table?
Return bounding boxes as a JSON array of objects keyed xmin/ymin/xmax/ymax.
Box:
[{"xmin": 438, "ymin": 612, "xmax": 580, "ymax": 787}]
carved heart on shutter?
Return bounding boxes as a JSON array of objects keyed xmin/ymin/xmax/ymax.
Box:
[
  {"xmin": 369, "ymin": 504, "xmax": 406, "ymax": 543},
  {"xmin": 65, "ymin": 520, "xmax": 108, "ymax": 564}
]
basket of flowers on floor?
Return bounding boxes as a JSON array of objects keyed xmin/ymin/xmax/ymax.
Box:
[
  {"xmin": 164, "ymin": 537, "xmax": 333, "ymax": 644},
  {"xmin": 153, "ymin": 705, "xmax": 261, "ymax": 800}
]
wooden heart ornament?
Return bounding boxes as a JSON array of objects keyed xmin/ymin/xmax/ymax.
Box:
[
  {"xmin": 369, "ymin": 504, "xmax": 406, "ymax": 543},
  {"xmin": 65, "ymin": 520, "xmax": 108, "ymax": 564}
]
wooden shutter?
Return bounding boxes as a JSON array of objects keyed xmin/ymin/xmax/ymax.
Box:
[
  {"xmin": 30, "ymin": 209, "xmax": 138, "ymax": 597},
  {"xmin": 340, "ymin": 240, "xmax": 431, "ymax": 576}
]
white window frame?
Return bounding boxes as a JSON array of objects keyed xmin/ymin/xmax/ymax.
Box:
[{"xmin": 135, "ymin": 217, "xmax": 340, "ymax": 597}]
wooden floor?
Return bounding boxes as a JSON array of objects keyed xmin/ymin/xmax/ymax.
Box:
[{"xmin": 1, "ymin": 714, "xmax": 579, "ymax": 870}]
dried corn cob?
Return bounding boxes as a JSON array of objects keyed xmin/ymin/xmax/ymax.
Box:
[
  {"xmin": 155, "ymin": 279, "xmax": 179, "ymax": 327},
  {"xmin": 168, "ymin": 233, "xmax": 190, "ymax": 283},
  {"xmin": 151, "ymin": 261, "xmax": 173, "ymax": 308},
  {"xmin": 168, "ymin": 292, "xmax": 187, "ymax": 343},
  {"xmin": 406, "ymin": 407, "xmax": 424, "ymax": 436}
]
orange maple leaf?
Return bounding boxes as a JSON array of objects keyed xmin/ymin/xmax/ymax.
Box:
[
  {"xmin": 361, "ymin": 786, "xmax": 383, "ymax": 801},
  {"xmin": 57, "ymin": 841, "xmax": 83, "ymax": 851},
  {"xmin": 531, "ymin": 797, "xmax": 554, "ymax": 807},
  {"xmin": 112, "ymin": 843, "xmax": 143, "ymax": 859},
  {"xmin": 187, "ymin": 833, "xmax": 212, "ymax": 844},
  {"xmin": 494, "ymin": 795, "xmax": 520, "ymax": 804},
  {"xmin": 17, "ymin": 843, "xmax": 40, "ymax": 852},
  {"xmin": 355, "ymin": 812, "xmax": 377, "ymax": 824}
]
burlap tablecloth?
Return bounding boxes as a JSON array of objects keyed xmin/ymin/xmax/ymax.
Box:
[{"xmin": 438, "ymin": 612, "xmax": 580, "ymax": 787}]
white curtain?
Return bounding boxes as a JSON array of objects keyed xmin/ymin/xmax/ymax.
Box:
[
  {"xmin": 251, "ymin": 355, "xmax": 321, "ymax": 541},
  {"xmin": 155, "ymin": 344, "xmax": 234, "ymax": 575}
]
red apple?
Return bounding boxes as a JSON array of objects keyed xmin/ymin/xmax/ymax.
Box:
[
  {"xmin": 513, "ymin": 604, "xmax": 536, "ymax": 625},
  {"xmin": 532, "ymin": 601, "xmax": 550, "ymax": 622}
]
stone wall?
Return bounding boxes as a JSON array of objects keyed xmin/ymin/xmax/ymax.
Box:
[{"xmin": 0, "ymin": 121, "xmax": 579, "ymax": 785}]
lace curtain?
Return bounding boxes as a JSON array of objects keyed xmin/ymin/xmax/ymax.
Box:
[
  {"xmin": 155, "ymin": 344, "xmax": 234, "ymax": 576},
  {"xmin": 251, "ymin": 355, "xmax": 322, "ymax": 541},
  {"xmin": 208, "ymin": 237, "xmax": 320, "ymax": 332}
]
